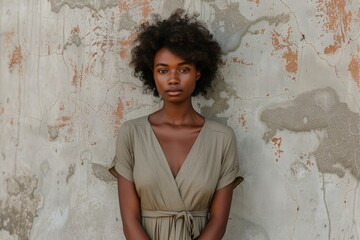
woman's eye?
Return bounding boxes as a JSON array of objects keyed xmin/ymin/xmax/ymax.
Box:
[
  {"xmin": 179, "ymin": 68, "xmax": 190, "ymax": 73},
  {"xmin": 158, "ymin": 69, "xmax": 168, "ymax": 74}
]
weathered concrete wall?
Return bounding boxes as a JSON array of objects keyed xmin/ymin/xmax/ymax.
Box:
[{"xmin": 1, "ymin": 0, "xmax": 359, "ymax": 239}]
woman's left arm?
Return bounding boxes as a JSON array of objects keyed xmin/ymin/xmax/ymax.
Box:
[{"xmin": 196, "ymin": 182, "xmax": 234, "ymax": 240}]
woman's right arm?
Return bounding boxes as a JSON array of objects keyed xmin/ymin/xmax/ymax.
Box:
[{"xmin": 117, "ymin": 174, "xmax": 150, "ymax": 240}]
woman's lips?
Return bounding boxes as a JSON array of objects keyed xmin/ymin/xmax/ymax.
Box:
[{"xmin": 166, "ymin": 89, "xmax": 182, "ymax": 96}]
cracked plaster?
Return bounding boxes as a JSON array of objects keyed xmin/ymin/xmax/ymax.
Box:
[{"xmin": 1, "ymin": 0, "xmax": 360, "ymax": 239}]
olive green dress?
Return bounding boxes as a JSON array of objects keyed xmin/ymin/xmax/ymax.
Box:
[{"xmin": 114, "ymin": 115, "xmax": 240, "ymax": 240}]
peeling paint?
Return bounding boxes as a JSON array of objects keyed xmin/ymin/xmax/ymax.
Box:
[
  {"xmin": 272, "ymin": 28, "xmax": 299, "ymax": 79},
  {"xmin": 271, "ymin": 136, "xmax": 284, "ymax": 162},
  {"xmin": 290, "ymin": 160, "xmax": 311, "ymax": 180},
  {"xmin": 91, "ymin": 163, "xmax": 116, "ymax": 182},
  {"xmin": 8, "ymin": 46, "xmax": 23, "ymax": 73},
  {"xmin": 211, "ymin": 2, "xmax": 290, "ymax": 53},
  {"xmin": 261, "ymin": 87, "xmax": 360, "ymax": 180},
  {"xmin": 348, "ymin": 55, "xmax": 360, "ymax": 88},
  {"xmin": 2, "ymin": 1, "xmax": 360, "ymax": 239},
  {"xmin": 201, "ymin": 75, "xmax": 236, "ymax": 123},
  {"xmin": 50, "ymin": 0, "xmax": 119, "ymax": 13},
  {"xmin": 71, "ymin": 63, "xmax": 84, "ymax": 87},
  {"xmin": 119, "ymin": 32, "xmax": 137, "ymax": 60},
  {"xmin": 113, "ymin": 98, "xmax": 124, "ymax": 136},
  {"xmin": 0, "ymin": 175, "xmax": 43, "ymax": 240},
  {"xmin": 316, "ymin": 0, "xmax": 352, "ymax": 54}
]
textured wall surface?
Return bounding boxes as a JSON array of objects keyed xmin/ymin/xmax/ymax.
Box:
[{"xmin": 1, "ymin": 0, "xmax": 360, "ymax": 239}]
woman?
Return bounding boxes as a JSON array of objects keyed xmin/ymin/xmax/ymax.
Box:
[{"xmin": 113, "ymin": 9, "xmax": 242, "ymax": 240}]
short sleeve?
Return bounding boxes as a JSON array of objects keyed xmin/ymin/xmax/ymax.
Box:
[
  {"xmin": 114, "ymin": 122, "xmax": 134, "ymax": 182},
  {"xmin": 216, "ymin": 129, "xmax": 240, "ymax": 190}
]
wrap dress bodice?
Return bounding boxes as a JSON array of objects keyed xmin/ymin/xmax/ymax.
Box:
[{"xmin": 114, "ymin": 115, "xmax": 240, "ymax": 240}]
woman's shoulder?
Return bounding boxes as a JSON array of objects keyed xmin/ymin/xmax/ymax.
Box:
[
  {"xmin": 121, "ymin": 115, "xmax": 149, "ymax": 127},
  {"xmin": 204, "ymin": 118, "xmax": 235, "ymax": 136}
]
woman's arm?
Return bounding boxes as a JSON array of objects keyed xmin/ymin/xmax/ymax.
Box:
[
  {"xmin": 196, "ymin": 182, "xmax": 234, "ymax": 240},
  {"xmin": 117, "ymin": 175, "xmax": 150, "ymax": 240}
]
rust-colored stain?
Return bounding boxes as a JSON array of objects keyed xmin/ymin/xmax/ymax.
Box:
[
  {"xmin": 272, "ymin": 28, "xmax": 299, "ymax": 78},
  {"xmin": 71, "ymin": 25, "xmax": 80, "ymax": 34},
  {"xmin": 113, "ymin": 98, "xmax": 124, "ymax": 136},
  {"xmin": 72, "ymin": 63, "xmax": 84, "ymax": 87},
  {"xmin": 118, "ymin": 1, "xmax": 129, "ymax": 12},
  {"xmin": 48, "ymin": 115, "xmax": 74, "ymax": 142},
  {"xmin": 248, "ymin": 0, "xmax": 260, "ymax": 6},
  {"xmin": 119, "ymin": 31, "xmax": 137, "ymax": 59},
  {"xmin": 117, "ymin": 0, "xmax": 151, "ymax": 59},
  {"xmin": 8, "ymin": 46, "xmax": 23, "ymax": 73},
  {"xmin": 141, "ymin": 0, "xmax": 151, "ymax": 19},
  {"xmin": 53, "ymin": 116, "xmax": 72, "ymax": 129},
  {"xmin": 240, "ymin": 113, "xmax": 248, "ymax": 131},
  {"xmin": 348, "ymin": 55, "xmax": 360, "ymax": 88},
  {"xmin": 306, "ymin": 159, "xmax": 314, "ymax": 167},
  {"xmin": 317, "ymin": 0, "xmax": 352, "ymax": 55},
  {"xmin": 4, "ymin": 32, "xmax": 15, "ymax": 48},
  {"xmin": 119, "ymin": 0, "xmax": 150, "ymax": 18},
  {"xmin": 271, "ymin": 137, "xmax": 284, "ymax": 162}
]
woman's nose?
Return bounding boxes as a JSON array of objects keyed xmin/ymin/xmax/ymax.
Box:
[{"xmin": 168, "ymin": 70, "xmax": 179, "ymax": 84}]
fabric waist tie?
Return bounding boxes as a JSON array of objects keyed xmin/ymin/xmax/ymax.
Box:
[{"xmin": 141, "ymin": 209, "xmax": 209, "ymax": 239}]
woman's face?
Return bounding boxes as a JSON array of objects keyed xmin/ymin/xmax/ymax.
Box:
[{"xmin": 153, "ymin": 48, "xmax": 200, "ymax": 103}]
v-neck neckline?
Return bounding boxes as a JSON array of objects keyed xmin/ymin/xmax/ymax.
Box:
[{"xmin": 147, "ymin": 116, "xmax": 206, "ymax": 180}]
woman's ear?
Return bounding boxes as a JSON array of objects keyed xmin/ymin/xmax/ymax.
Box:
[{"xmin": 196, "ymin": 71, "xmax": 201, "ymax": 80}]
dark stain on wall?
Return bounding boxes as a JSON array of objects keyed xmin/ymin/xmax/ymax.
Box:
[
  {"xmin": 92, "ymin": 163, "xmax": 117, "ymax": 183},
  {"xmin": 261, "ymin": 87, "xmax": 360, "ymax": 180},
  {"xmin": 0, "ymin": 175, "xmax": 42, "ymax": 240},
  {"xmin": 66, "ymin": 164, "xmax": 76, "ymax": 183}
]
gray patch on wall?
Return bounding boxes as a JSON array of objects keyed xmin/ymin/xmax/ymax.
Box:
[
  {"xmin": 200, "ymin": 74, "xmax": 236, "ymax": 124},
  {"xmin": 211, "ymin": 2, "xmax": 290, "ymax": 53},
  {"xmin": 0, "ymin": 175, "xmax": 43, "ymax": 240},
  {"xmin": 66, "ymin": 164, "xmax": 75, "ymax": 183},
  {"xmin": 261, "ymin": 87, "xmax": 360, "ymax": 180},
  {"xmin": 50, "ymin": 0, "xmax": 118, "ymax": 13},
  {"xmin": 92, "ymin": 163, "xmax": 116, "ymax": 183}
]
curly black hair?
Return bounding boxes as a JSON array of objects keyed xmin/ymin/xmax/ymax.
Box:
[{"xmin": 130, "ymin": 8, "xmax": 222, "ymax": 97}]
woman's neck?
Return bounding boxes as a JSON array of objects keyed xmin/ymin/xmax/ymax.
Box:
[{"xmin": 152, "ymin": 101, "xmax": 203, "ymax": 126}]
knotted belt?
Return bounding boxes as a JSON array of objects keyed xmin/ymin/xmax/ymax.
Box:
[{"xmin": 141, "ymin": 209, "xmax": 209, "ymax": 239}]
